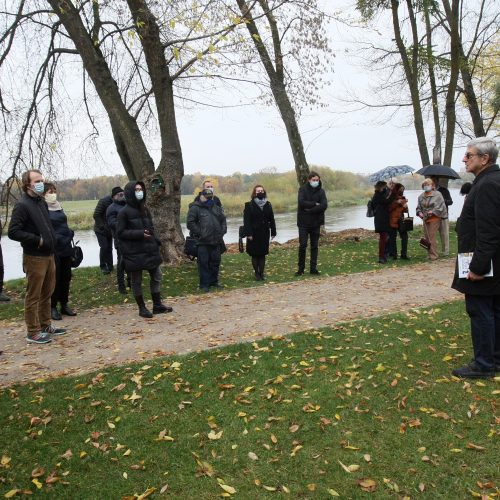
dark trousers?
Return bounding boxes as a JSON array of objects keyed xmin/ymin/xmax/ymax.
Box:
[
  {"xmin": 51, "ymin": 255, "xmax": 72, "ymax": 307},
  {"xmin": 197, "ymin": 244, "xmax": 221, "ymax": 288},
  {"xmin": 387, "ymin": 228, "xmax": 408, "ymax": 258},
  {"xmin": 298, "ymin": 226, "xmax": 320, "ymax": 272},
  {"xmin": 251, "ymin": 256, "xmax": 266, "ymax": 277},
  {"xmin": 378, "ymin": 232, "xmax": 389, "ymax": 259},
  {"xmin": 130, "ymin": 266, "xmax": 162, "ymax": 298},
  {"xmin": 0, "ymin": 243, "xmax": 4, "ymax": 293},
  {"xmin": 464, "ymin": 294, "xmax": 500, "ymax": 371},
  {"xmin": 95, "ymin": 232, "xmax": 113, "ymax": 272},
  {"xmin": 116, "ymin": 248, "xmax": 127, "ymax": 288}
]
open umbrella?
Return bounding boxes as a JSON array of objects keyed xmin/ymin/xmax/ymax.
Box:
[
  {"xmin": 415, "ymin": 164, "xmax": 461, "ymax": 179},
  {"xmin": 369, "ymin": 165, "xmax": 414, "ymax": 183}
]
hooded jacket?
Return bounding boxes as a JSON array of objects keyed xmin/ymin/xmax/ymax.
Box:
[
  {"xmin": 297, "ymin": 181, "xmax": 328, "ymax": 228},
  {"xmin": 106, "ymin": 199, "xmax": 127, "ymax": 247},
  {"xmin": 372, "ymin": 188, "xmax": 395, "ymax": 233},
  {"xmin": 452, "ymin": 164, "xmax": 500, "ymax": 295},
  {"xmin": 8, "ymin": 193, "xmax": 56, "ymax": 256},
  {"xmin": 116, "ymin": 181, "xmax": 162, "ymax": 272},
  {"xmin": 47, "ymin": 207, "xmax": 74, "ymax": 258},
  {"xmin": 187, "ymin": 199, "xmax": 227, "ymax": 246}
]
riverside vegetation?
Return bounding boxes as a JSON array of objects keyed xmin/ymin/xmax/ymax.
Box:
[{"xmin": 0, "ymin": 230, "xmax": 498, "ymax": 498}]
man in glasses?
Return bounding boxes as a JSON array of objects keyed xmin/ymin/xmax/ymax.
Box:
[{"xmin": 451, "ymin": 137, "xmax": 500, "ymax": 378}]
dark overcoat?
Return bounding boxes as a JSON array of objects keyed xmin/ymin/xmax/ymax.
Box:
[
  {"xmin": 243, "ymin": 200, "xmax": 277, "ymax": 257},
  {"xmin": 48, "ymin": 209, "xmax": 74, "ymax": 258},
  {"xmin": 452, "ymin": 164, "xmax": 500, "ymax": 295},
  {"xmin": 297, "ymin": 182, "xmax": 327, "ymax": 228},
  {"xmin": 372, "ymin": 189, "xmax": 395, "ymax": 233},
  {"xmin": 116, "ymin": 181, "xmax": 162, "ymax": 272}
]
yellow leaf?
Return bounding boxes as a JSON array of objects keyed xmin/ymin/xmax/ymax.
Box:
[
  {"xmin": 80, "ymin": 451, "xmax": 87, "ymax": 458},
  {"xmin": 327, "ymin": 489, "xmax": 340, "ymax": 497},
  {"xmin": 363, "ymin": 454, "xmax": 371, "ymax": 462},
  {"xmin": 107, "ymin": 421, "xmax": 115, "ymax": 429},
  {"xmin": 244, "ymin": 386, "xmax": 255, "ymax": 393},
  {"xmin": 442, "ymin": 355, "xmax": 453, "ymax": 362},
  {"xmin": 123, "ymin": 472, "xmax": 128, "ymax": 479},
  {"xmin": 375, "ymin": 363, "xmax": 385, "ymax": 372},
  {"xmin": 450, "ymin": 449, "xmax": 462, "ymax": 453},
  {"xmin": 289, "ymin": 424, "xmax": 299, "ymax": 433},
  {"xmin": 123, "ymin": 449, "xmax": 131, "ymax": 456},
  {"xmin": 208, "ymin": 430, "xmax": 223, "ymax": 440},
  {"xmin": 32, "ymin": 478, "xmax": 43, "ymax": 489},
  {"xmin": 4, "ymin": 490, "xmax": 19, "ymax": 498},
  {"xmin": 262, "ymin": 485, "xmax": 277, "ymax": 491},
  {"xmin": 358, "ymin": 478, "xmax": 377, "ymax": 492},
  {"xmin": 219, "ymin": 484, "xmax": 236, "ymax": 495},
  {"xmin": 248, "ymin": 452, "xmax": 258, "ymax": 461},
  {"xmin": 1, "ymin": 456, "xmax": 11, "ymax": 467}
]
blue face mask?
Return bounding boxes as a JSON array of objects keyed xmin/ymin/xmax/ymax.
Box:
[
  {"xmin": 135, "ymin": 190, "xmax": 144, "ymax": 201},
  {"xmin": 33, "ymin": 182, "xmax": 45, "ymax": 194},
  {"xmin": 424, "ymin": 186, "xmax": 432, "ymax": 193},
  {"xmin": 309, "ymin": 180, "xmax": 319, "ymax": 188}
]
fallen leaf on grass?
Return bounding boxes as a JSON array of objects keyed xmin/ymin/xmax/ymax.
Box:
[
  {"xmin": 248, "ymin": 452, "xmax": 258, "ymax": 461},
  {"xmin": 208, "ymin": 430, "xmax": 223, "ymax": 440},
  {"xmin": 338, "ymin": 460, "xmax": 360, "ymax": 473},
  {"xmin": 357, "ymin": 478, "xmax": 377, "ymax": 492},
  {"xmin": 327, "ymin": 489, "xmax": 340, "ymax": 497},
  {"xmin": 466, "ymin": 442, "xmax": 485, "ymax": 451}
]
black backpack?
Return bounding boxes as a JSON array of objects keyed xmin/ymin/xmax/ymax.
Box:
[{"xmin": 70, "ymin": 240, "xmax": 84, "ymax": 268}]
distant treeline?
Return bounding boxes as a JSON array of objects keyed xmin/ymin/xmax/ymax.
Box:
[{"xmin": 3, "ymin": 166, "xmax": 470, "ymax": 202}]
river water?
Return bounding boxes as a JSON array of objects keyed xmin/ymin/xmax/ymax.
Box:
[{"xmin": 1, "ymin": 189, "xmax": 463, "ymax": 280}]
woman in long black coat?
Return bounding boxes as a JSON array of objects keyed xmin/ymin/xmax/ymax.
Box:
[
  {"xmin": 243, "ymin": 185, "xmax": 277, "ymax": 280},
  {"xmin": 372, "ymin": 181, "xmax": 395, "ymax": 264},
  {"xmin": 117, "ymin": 181, "xmax": 172, "ymax": 318},
  {"xmin": 44, "ymin": 182, "xmax": 77, "ymax": 320}
]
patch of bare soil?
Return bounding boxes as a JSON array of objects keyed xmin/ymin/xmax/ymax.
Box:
[{"xmin": 0, "ymin": 259, "xmax": 460, "ymax": 387}]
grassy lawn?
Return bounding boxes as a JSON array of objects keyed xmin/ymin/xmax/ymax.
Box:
[
  {"xmin": 0, "ymin": 300, "xmax": 498, "ymax": 498},
  {"xmin": 0, "ymin": 227, "xmax": 454, "ymax": 322}
]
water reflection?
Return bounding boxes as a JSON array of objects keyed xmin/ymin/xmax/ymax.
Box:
[{"xmin": 2, "ymin": 189, "xmax": 463, "ymax": 280}]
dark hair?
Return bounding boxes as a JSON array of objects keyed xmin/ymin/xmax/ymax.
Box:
[
  {"xmin": 393, "ymin": 182, "xmax": 404, "ymax": 193},
  {"xmin": 308, "ymin": 171, "xmax": 320, "ymax": 180},
  {"xmin": 460, "ymin": 182, "xmax": 472, "ymax": 196},
  {"xmin": 44, "ymin": 182, "xmax": 57, "ymax": 193},
  {"xmin": 21, "ymin": 169, "xmax": 42, "ymax": 193},
  {"xmin": 374, "ymin": 181, "xmax": 387, "ymax": 191},
  {"xmin": 251, "ymin": 184, "xmax": 265, "ymax": 199}
]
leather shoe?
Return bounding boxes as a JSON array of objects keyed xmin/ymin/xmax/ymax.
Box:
[
  {"xmin": 310, "ymin": 269, "xmax": 320, "ymax": 275},
  {"xmin": 51, "ymin": 307, "xmax": 62, "ymax": 321},
  {"xmin": 295, "ymin": 270, "xmax": 304, "ymax": 276},
  {"xmin": 61, "ymin": 304, "xmax": 77, "ymax": 316},
  {"xmin": 452, "ymin": 362, "xmax": 495, "ymax": 379}
]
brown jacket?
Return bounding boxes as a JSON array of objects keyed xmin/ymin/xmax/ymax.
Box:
[{"xmin": 389, "ymin": 196, "xmax": 408, "ymax": 229}]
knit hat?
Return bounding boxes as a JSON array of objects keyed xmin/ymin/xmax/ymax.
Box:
[{"xmin": 111, "ymin": 186, "xmax": 124, "ymax": 197}]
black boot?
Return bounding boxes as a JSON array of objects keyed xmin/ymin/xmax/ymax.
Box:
[
  {"xmin": 51, "ymin": 307, "xmax": 62, "ymax": 321},
  {"xmin": 61, "ymin": 303, "xmax": 77, "ymax": 316},
  {"xmin": 135, "ymin": 295, "xmax": 153, "ymax": 318},
  {"xmin": 152, "ymin": 292, "xmax": 173, "ymax": 314}
]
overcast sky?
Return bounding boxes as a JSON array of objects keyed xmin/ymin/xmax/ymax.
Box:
[{"xmin": 64, "ymin": 1, "xmax": 472, "ymax": 180}]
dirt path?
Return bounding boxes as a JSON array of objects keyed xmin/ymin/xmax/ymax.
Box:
[{"xmin": 0, "ymin": 260, "xmax": 461, "ymax": 387}]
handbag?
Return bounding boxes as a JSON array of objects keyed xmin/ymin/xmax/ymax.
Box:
[
  {"xmin": 184, "ymin": 236, "xmax": 197, "ymax": 260},
  {"xmin": 366, "ymin": 199, "xmax": 375, "ymax": 217},
  {"xmin": 419, "ymin": 237, "xmax": 431, "ymax": 250},
  {"xmin": 399, "ymin": 212, "xmax": 414, "ymax": 232},
  {"xmin": 70, "ymin": 239, "xmax": 84, "ymax": 268},
  {"xmin": 238, "ymin": 225, "xmax": 245, "ymax": 253}
]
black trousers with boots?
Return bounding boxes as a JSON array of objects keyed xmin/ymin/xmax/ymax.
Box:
[
  {"xmin": 251, "ymin": 256, "xmax": 266, "ymax": 279},
  {"xmin": 51, "ymin": 255, "xmax": 72, "ymax": 308}
]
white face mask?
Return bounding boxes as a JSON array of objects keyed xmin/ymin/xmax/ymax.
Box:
[
  {"xmin": 45, "ymin": 193, "xmax": 57, "ymax": 203},
  {"xmin": 309, "ymin": 180, "xmax": 319, "ymax": 188},
  {"xmin": 423, "ymin": 186, "xmax": 432, "ymax": 193},
  {"xmin": 135, "ymin": 190, "xmax": 144, "ymax": 201}
]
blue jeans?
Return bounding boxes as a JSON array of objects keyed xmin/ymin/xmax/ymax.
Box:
[
  {"xmin": 197, "ymin": 244, "xmax": 221, "ymax": 288},
  {"xmin": 465, "ymin": 294, "xmax": 500, "ymax": 371}
]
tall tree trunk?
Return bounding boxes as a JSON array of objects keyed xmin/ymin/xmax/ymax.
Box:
[
  {"xmin": 236, "ymin": 0, "xmax": 310, "ymax": 185},
  {"xmin": 458, "ymin": 45, "xmax": 486, "ymax": 137},
  {"xmin": 391, "ymin": 0, "xmax": 430, "ymax": 166},
  {"xmin": 442, "ymin": 0, "xmax": 460, "ymax": 166},
  {"xmin": 127, "ymin": 0, "xmax": 185, "ymax": 262},
  {"xmin": 424, "ymin": 2, "xmax": 442, "ymax": 164}
]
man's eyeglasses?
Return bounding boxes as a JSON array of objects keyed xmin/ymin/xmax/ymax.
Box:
[{"xmin": 464, "ymin": 152, "xmax": 483, "ymax": 159}]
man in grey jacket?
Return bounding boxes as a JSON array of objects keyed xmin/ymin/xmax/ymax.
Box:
[{"xmin": 187, "ymin": 186, "xmax": 227, "ymax": 292}]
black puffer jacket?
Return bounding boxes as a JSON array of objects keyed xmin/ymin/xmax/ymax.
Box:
[
  {"xmin": 187, "ymin": 200, "xmax": 227, "ymax": 246},
  {"xmin": 106, "ymin": 199, "xmax": 126, "ymax": 248},
  {"xmin": 48, "ymin": 209, "xmax": 74, "ymax": 258},
  {"xmin": 243, "ymin": 200, "xmax": 276, "ymax": 257},
  {"xmin": 372, "ymin": 188, "xmax": 395, "ymax": 233},
  {"xmin": 116, "ymin": 181, "xmax": 162, "ymax": 272},
  {"xmin": 452, "ymin": 164, "xmax": 500, "ymax": 295},
  {"xmin": 93, "ymin": 195, "xmax": 113, "ymax": 236},
  {"xmin": 8, "ymin": 193, "xmax": 56, "ymax": 256},
  {"xmin": 297, "ymin": 182, "xmax": 328, "ymax": 228}
]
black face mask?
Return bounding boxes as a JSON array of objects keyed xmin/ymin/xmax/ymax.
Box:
[
  {"xmin": 202, "ymin": 189, "xmax": 214, "ymax": 199},
  {"xmin": 256, "ymin": 192, "xmax": 266, "ymax": 200}
]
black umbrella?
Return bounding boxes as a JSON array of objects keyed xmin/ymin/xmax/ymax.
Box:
[{"xmin": 415, "ymin": 164, "xmax": 461, "ymax": 179}]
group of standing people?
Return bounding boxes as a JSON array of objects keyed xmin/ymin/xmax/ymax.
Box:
[{"xmin": 372, "ymin": 176, "xmax": 453, "ymax": 263}]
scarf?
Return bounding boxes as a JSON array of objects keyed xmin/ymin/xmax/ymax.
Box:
[
  {"xmin": 46, "ymin": 200, "xmax": 63, "ymax": 212},
  {"xmin": 254, "ymin": 197, "xmax": 267, "ymax": 209}
]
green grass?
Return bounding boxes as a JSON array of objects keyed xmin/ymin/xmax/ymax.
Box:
[
  {"xmin": 0, "ymin": 300, "xmax": 498, "ymax": 498},
  {"xmin": 0, "ymin": 227, "xmax": 455, "ymax": 322}
]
